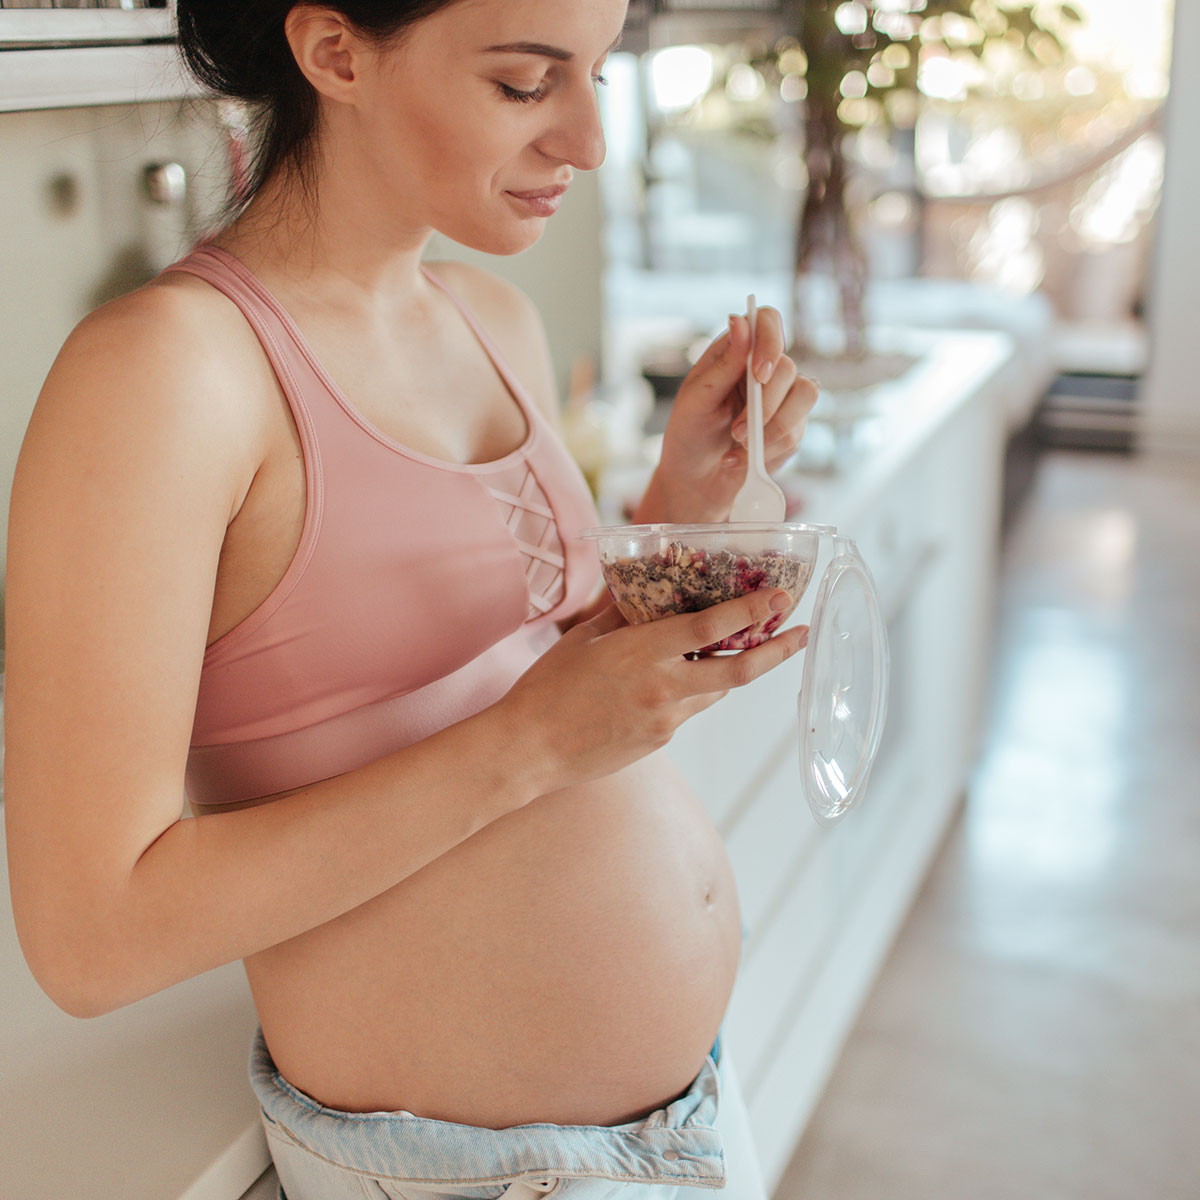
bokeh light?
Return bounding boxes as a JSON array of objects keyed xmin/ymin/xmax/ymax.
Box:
[{"xmin": 649, "ymin": 45, "xmax": 715, "ymax": 113}]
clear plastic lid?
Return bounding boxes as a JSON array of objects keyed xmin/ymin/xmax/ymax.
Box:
[{"xmin": 797, "ymin": 536, "xmax": 890, "ymax": 826}]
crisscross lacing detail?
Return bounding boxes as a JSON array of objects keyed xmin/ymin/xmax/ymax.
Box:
[{"xmin": 483, "ymin": 461, "xmax": 566, "ymax": 621}]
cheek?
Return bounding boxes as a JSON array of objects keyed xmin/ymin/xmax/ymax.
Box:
[
  {"xmin": 398, "ymin": 105, "xmax": 461, "ymax": 179},
  {"xmin": 399, "ymin": 92, "xmax": 517, "ymax": 183}
]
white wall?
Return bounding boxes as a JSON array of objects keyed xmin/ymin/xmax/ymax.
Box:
[{"xmin": 1139, "ymin": 0, "xmax": 1200, "ymax": 453}]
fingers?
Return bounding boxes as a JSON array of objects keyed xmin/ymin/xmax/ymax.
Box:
[
  {"xmin": 648, "ymin": 588, "xmax": 795, "ymax": 659},
  {"xmin": 677, "ymin": 317, "xmax": 752, "ymax": 415},
  {"xmin": 763, "ymin": 364, "xmax": 819, "ymax": 462},
  {"xmin": 733, "ymin": 355, "xmax": 818, "ymax": 457},
  {"xmin": 687, "ymin": 623, "xmax": 809, "ymax": 694},
  {"xmin": 750, "ymin": 305, "xmax": 786, "ymax": 385},
  {"xmin": 678, "ymin": 305, "xmax": 788, "ymax": 418}
]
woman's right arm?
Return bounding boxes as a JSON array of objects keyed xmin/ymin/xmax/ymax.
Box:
[{"xmin": 4, "ymin": 288, "xmax": 804, "ymax": 1019}]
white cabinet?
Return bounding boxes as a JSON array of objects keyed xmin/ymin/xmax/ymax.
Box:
[
  {"xmin": 0, "ymin": 9, "xmax": 199, "ymax": 113},
  {"xmin": 666, "ymin": 330, "xmax": 1013, "ymax": 1191}
]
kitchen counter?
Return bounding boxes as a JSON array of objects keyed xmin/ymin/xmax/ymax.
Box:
[
  {"xmin": 796, "ymin": 327, "xmax": 1019, "ymax": 528},
  {"xmin": 0, "ymin": 822, "xmax": 270, "ymax": 1200},
  {"xmin": 663, "ymin": 326, "xmax": 1021, "ymax": 1189}
]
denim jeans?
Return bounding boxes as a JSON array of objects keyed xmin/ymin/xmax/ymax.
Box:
[{"xmin": 249, "ymin": 1028, "xmax": 766, "ymax": 1200}]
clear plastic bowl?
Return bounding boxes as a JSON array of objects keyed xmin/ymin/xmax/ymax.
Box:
[{"xmin": 580, "ymin": 523, "xmax": 823, "ymax": 654}]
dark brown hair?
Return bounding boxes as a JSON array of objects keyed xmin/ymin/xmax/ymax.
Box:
[{"xmin": 175, "ymin": 1, "xmax": 460, "ymax": 207}]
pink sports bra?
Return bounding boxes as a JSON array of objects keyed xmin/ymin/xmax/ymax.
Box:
[{"xmin": 167, "ymin": 245, "xmax": 600, "ymax": 806}]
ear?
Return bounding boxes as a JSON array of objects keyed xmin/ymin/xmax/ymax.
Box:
[{"xmin": 283, "ymin": 5, "xmax": 368, "ymax": 103}]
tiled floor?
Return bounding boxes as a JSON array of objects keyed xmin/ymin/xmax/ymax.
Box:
[{"xmin": 775, "ymin": 448, "xmax": 1200, "ymax": 1200}]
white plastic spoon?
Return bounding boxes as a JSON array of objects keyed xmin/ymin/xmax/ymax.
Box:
[{"xmin": 728, "ymin": 294, "xmax": 787, "ymax": 523}]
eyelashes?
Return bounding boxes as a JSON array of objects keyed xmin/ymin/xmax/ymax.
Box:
[
  {"xmin": 497, "ymin": 75, "xmax": 609, "ymax": 105},
  {"xmin": 498, "ymin": 82, "xmax": 548, "ymax": 104}
]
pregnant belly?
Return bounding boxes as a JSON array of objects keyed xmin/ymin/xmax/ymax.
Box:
[{"xmin": 244, "ymin": 750, "xmax": 741, "ymax": 1128}]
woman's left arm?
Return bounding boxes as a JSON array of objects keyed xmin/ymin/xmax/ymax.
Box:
[{"xmin": 633, "ymin": 306, "xmax": 818, "ymax": 525}]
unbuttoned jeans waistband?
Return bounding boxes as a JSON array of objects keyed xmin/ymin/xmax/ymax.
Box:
[{"xmin": 249, "ymin": 1028, "xmax": 727, "ymax": 1190}]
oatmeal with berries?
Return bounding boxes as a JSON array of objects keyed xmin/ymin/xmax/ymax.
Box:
[{"xmin": 600, "ymin": 541, "xmax": 814, "ymax": 653}]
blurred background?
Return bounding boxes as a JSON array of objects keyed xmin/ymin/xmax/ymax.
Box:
[{"xmin": 591, "ymin": 0, "xmax": 1178, "ymax": 484}]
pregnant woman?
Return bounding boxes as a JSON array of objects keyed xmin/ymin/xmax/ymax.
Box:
[{"xmin": 4, "ymin": 3, "xmax": 816, "ymax": 1198}]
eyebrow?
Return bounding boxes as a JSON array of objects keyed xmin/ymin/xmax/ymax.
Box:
[{"xmin": 482, "ymin": 33, "xmax": 624, "ymax": 62}]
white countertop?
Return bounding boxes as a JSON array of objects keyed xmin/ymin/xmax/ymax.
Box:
[
  {"xmin": 0, "ymin": 820, "xmax": 270, "ymax": 1200},
  {"xmin": 790, "ymin": 326, "xmax": 1015, "ymax": 526}
]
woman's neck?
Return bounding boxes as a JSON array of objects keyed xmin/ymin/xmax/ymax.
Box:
[{"xmin": 212, "ymin": 166, "xmax": 433, "ymax": 310}]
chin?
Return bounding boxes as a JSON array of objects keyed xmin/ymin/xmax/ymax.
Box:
[{"xmin": 442, "ymin": 217, "xmax": 546, "ymax": 259}]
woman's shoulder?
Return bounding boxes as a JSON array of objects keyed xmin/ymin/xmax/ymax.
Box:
[
  {"xmin": 55, "ymin": 270, "xmax": 251, "ymax": 391},
  {"xmin": 27, "ymin": 270, "xmax": 278, "ymax": 490},
  {"xmin": 423, "ymin": 259, "xmax": 559, "ymax": 420},
  {"xmin": 52, "ymin": 269, "xmax": 276, "ymax": 425}
]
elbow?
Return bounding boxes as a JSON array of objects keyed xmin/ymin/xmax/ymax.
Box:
[
  {"xmin": 46, "ymin": 986, "xmax": 118, "ymax": 1022},
  {"xmin": 14, "ymin": 917, "xmax": 131, "ymax": 1019},
  {"xmin": 7, "ymin": 856, "xmax": 153, "ymax": 1018},
  {"xmin": 44, "ymin": 968, "xmax": 127, "ymax": 1020},
  {"xmin": 23, "ymin": 945, "xmax": 125, "ymax": 1020}
]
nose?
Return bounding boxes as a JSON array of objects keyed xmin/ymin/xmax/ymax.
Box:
[{"xmin": 538, "ymin": 84, "xmax": 607, "ymax": 171}]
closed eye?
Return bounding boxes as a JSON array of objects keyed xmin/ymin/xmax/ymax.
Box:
[
  {"xmin": 497, "ymin": 76, "xmax": 606, "ymax": 103},
  {"xmin": 497, "ymin": 81, "xmax": 549, "ymax": 104}
]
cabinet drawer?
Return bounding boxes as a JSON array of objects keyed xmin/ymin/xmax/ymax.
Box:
[
  {"xmin": 723, "ymin": 726, "xmax": 820, "ymax": 945},
  {"xmin": 668, "ymin": 630, "xmax": 807, "ymax": 832},
  {"xmin": 724, "ymin": 836, "xmax": 838, "ymax": 1090}
]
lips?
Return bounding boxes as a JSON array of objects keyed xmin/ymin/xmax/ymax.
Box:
[{"xmin": 506, "ymin": 182, "xmax": 570, "ymax": 217}]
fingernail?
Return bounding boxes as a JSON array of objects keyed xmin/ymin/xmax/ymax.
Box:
[
  {"xmin": 755, "ymin": 360, "xmax": 775, "ymax": 384},
  {"xmin": 722, "ymin": 450, "xmax": 741, "ymax": 468},
  {"xmin": 770, "ymin": 591, "xmax": 791, "ymax": 612},
  {"xmin": 732, "ymin": 419, "xmax": 747, "ymax": 443}
]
